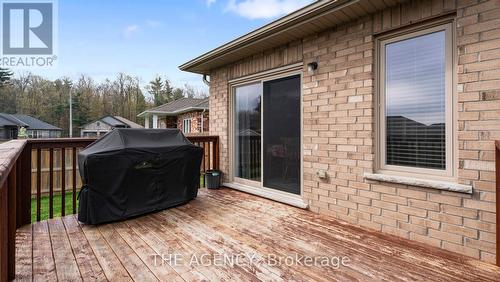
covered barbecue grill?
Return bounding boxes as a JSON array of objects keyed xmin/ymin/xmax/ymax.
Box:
[{"xmin": 77, "ymin": 128, "xmax": 203, "ymax": 225}]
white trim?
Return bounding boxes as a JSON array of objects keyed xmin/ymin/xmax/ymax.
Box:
[
  {"xmin": 364, "ymin": 173, "xmax": 472, "ymax": 194},
  {"xmin": 223, "ymin": 182, "xmax": 308, "ymax": 208}
]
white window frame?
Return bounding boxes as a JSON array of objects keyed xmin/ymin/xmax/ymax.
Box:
[
  {"xmin": 183, "ymin": 118, "xmax": 191, "ymax": 134},
  {"xmin": 375, "ymin": 21, "xmax": 456, "ymax": 181}
]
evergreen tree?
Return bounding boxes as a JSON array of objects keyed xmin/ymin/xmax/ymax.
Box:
[
  {"xmin": 147, "ymin": 76, "xmax": 167, "ymax": 106},
  {"xmin": 147, "ymin": 76, "xmax": 187, "ymax": 106}
]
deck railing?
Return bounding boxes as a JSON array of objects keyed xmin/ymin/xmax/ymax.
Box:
[
  {"xmin": 26, "ymin": 136, "xmax": 219, "ymax": 223},
  {"xmin": 0, "ymin": 135, "xmax": 219, "ymax": 281},
  {"xmin": 187, "ymin": 135, "xmax": 220, "ymax": 187},
  {"xmin": 28, "ymin": 138, "xmax": 96, "ymax": 223},
  {"xmin": 496, "ymin": 140, "xmax": 500, "ymax": 267},
  {"xmin": 0, "ymin": 140, "xmax": 25, "ymax": 281}
]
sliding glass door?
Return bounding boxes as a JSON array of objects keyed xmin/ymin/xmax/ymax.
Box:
[
  {"xmin": 263, "ymin": 75, "xmax": 301, "ymax": 194},
  {"xmin": 234, "ymin": 83, "xmax": 262, "ymax": 182},
  {"xmin": 233, "ymin": 74, "xmax": 301, "ymax": 195}
]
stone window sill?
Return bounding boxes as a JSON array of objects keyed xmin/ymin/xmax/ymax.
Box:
[{"xmin": 363, "ymin": 173, "xmax": 473, "ymax": 194}]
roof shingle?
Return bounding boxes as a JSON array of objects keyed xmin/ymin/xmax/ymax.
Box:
[
  {"xmin": 0, "ymin": 113, "xmax": 61, "ymax": 130},
  {"xmin": 138, "ymin": 97, "xmax": 208, "ymax": 116}
]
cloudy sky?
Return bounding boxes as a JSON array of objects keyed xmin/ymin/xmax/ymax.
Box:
[{"xmin": 24, "ymin": 0, "xmax": 313, "ymax": 91}]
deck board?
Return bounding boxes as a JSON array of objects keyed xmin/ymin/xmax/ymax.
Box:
[
  {"xmin": 47, "ymin": 218, "xmax": 82, "ymax": 281},
  {"xmin": 112, "ymin": 221, "xmax": 184, "ymax": 281},
  {"xmin": 32, "ymin": 221, "xmax": 57, "ymax": 281},
  {"xmin": 15, "ymin": 188, "xmax": 500, "ymax": 281},
  {"xmin": 202, "ymin": 191, "xmax": 452, "ymax": 280},
  {"xmin": 215, "ymin": 190, "xmax": 493, "ymax": 281},
  {"xmin": 98, "ymin": 224, "xmax": 159, "ymax": 281},
  {"xmin": 14, "ymin": 225, "xmax": 32, "ymax": 281},
  {"xmin": 62, "ymin": 215, "xmax": 106, "ymax": 281},
  {"xmin": 80, "ymin": 224, "xmax": 132, "ymax": 281},
  {"xmin": 185, "ymin": 190, "xmax": 416, "ymax": 281},
  {"xmin": 126, "ymin": 218, "xmax": 209, "ymax": 282},
  {"xmin": 139, "ymin": 214, "xmax": 233, "ymax": 281}
]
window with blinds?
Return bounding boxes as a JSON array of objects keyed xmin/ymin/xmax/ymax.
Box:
[{"xmin": 379, "ymin": 23, "xmax": 453, "ymax": 174}]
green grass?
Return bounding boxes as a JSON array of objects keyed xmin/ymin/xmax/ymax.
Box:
[
  {"xmin": 31, "ymin": 176, "xmax": 208, "ymax": 222},
  {"xmin": 31, "ymin": 192, "xmax": 78, "ymax": 222}
]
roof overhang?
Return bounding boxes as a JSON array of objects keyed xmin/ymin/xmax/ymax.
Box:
[
  {"xmin": 179, "ymin": 0, "xmax": 407, "ymax": 74},
  {"xmin": 137, "ymin": 106, "xmax": 208, "ymax": 117}
]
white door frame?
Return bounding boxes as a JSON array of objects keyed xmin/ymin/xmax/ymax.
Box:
[{"xmin": 227, "ymin": 63, "xmax": 306, "ymax": 208}]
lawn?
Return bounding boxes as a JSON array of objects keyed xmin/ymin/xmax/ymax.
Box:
[
  {"xmin": 31, "ymin": 175, "xmax": 209, "ymax": 222},
  {"xmin": 31, "ymin": 192, "xmax": 78, "ymax": 222}
]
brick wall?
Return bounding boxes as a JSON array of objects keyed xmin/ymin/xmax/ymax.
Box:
[
  {"xmin": 158, "ymin": 116, "xmax": 177, "ymax": 129},
  {"xmin": 177, "ymin": 111, "xmax": 209, "ymax": 134},
  {"xmin": 208, "ymin": 0, "xmax": 500, "ymax": 263},
  {"xmin": 210, "ymin": 68, "xmax": 230, "ymax": 180}
]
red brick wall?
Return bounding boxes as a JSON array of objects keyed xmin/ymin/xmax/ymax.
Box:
[
  {"xmin": 158, "ymin": 116, "xmax": 178, "ymax": 129},
  {"xmin": 177, "ymin": 111, "xmax": 209, "ymax": 134},
  {"xmin": 208, "ymin": 0, "xmax": 500, "ymax": 263}
]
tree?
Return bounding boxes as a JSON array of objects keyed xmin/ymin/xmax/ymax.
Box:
[
  {"xmin": 72, "ymin": 90, "xmax": 91, "ymax": 133},
  {"xmin": 172, "ymin": 88, "xmax": 184, "ymax": 100},
  {"xmin": 0, "ymin": 68, "xmax": 13, "ymax": 87},
  {"xmin": 0, "ymin": 71, "xmax": 203, "ymax": 136},
  {"xmin": 182, "ymin": 83, "xmax": 208, "ymax": 99},
  {"xmin": 0, "ymin": 84, "xmax": 16, "ymax": 113},
  {"xmin": 146, "ymin": 76, "xmax": 170, "ymax": 106},
  {"xmin": 146, "ymin": 76, "xmax": 196, "ymax": 106}
]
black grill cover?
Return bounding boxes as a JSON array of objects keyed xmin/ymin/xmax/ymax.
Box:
[{"xmin": 77, "ymin": 128, "xmax": 203, "ymax": 225}]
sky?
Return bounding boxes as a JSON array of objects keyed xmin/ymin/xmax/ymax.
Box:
[{"xmin": 21, "ymin": 0, "xmax": 313, "ymax": 92}]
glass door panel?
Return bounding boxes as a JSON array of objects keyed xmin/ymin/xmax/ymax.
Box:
[
  {"xmin": 263, "ymin": 75, "xmax": 301, "ymax": 195},
  {"xmin": 234, "ymin": 83, "xmax": 262, "ymax": 182}
]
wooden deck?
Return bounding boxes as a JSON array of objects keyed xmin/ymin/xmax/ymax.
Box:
[{"xmin": 14, "ymin": 188, "xmax": 500, "ymax": 281}]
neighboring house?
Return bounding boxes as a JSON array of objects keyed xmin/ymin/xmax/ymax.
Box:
[
  {"xmin": 180, "ymin": 0, "xmax": 500, "ymax": 263},
  {"xmin": 0, "ymin": 113, "xmax": 62, "ymax": 139},
  {"xmin": 80, "ymin": 116, "xmax": 143, "ymax": 137},
  {"xmin": 137, "ymin": 97, "xmax": 209, "ymax": 134}
]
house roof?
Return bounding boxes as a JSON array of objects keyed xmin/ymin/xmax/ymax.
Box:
[
  {"xmin": 179, "ymin": 0, "xmax": 407, "ymax": 74},
  {"xmin": 113, "ymin": 116, "xmax": 143, "ymax": 128},
  {"xmin": 84, "ymin": 116, "xmax": 144, "ymax": 129},
  {"xmin": 0, "ymin": 113, "xmax": 61, "ymax": 130},
  {"xmin": 137, "ymin": 98, "xmax": 209, "ymax": 117},
  {"xmin": 0, "ymin": 113, "xmax": 26, "ymax": 127}
]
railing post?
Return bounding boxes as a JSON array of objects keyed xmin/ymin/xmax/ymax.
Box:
[
  {"xmin": 0, "ymin": 178, "xmax": 7, "ymax": 282},
  {"xmin": 61, "ymin": 148, "xmax": 66, "ymax": 216},
  {"xmin": 496, "ymin": 141, "xmax": 499, "ymax": 267},
  {"xmin": 15, "ymin": 160, "xmax": 22, "ymax": 228},
  {"xmin": 214, "ymin": 137, "xmax": 220, "ymax": 170},
  {"xmin": 18, "ymin": 144, "xmax": 32, "ymax": 226},
  {"xmin": 8, "ymin": 165, "xmax": 17, "ymax": 280},
  {"xmin": 36, "ymin": 148, "xmax": 41, "ymax": 222},
  {"xmin": 0, "ymin": 140, "xmax": 25, "ymax": 282}
]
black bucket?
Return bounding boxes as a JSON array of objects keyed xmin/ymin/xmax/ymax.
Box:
[{"xmin": 205, "ymin": 170, "xmax": 221, "ymax": 189}]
